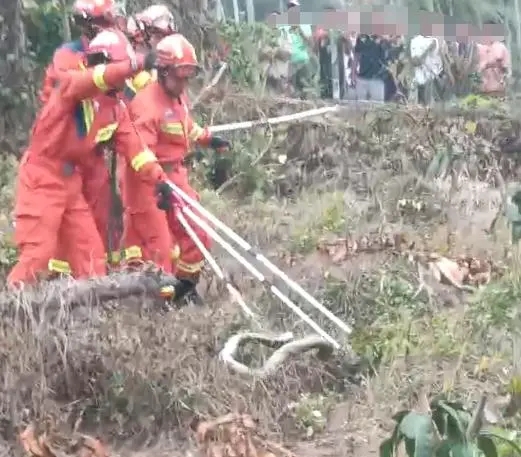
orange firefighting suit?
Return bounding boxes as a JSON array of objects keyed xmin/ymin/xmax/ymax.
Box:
[
  {"xmin": 75, "ymin": 70, "xmax": 158, "ymax": 269},
  {"xmin": 116, "ymin": 70, "xmax": 158, "ymax": 232},
  {"xmin": 8, "ymin": 61, "xmax": 165, "ymax": 286},
  {"xmin": 39, "ymin": 39, "xmax": 88, "ymax": 104},
  {"xmin": 38, "ymin": 37, "xmax": 111, "ymax": 272},
  {"xmin": 120, "ymin": 81, "xmax": 212, "ymax": 277},
  {"xmin": 79, "ymin": 93, "xmax": 126, "ymax": 260}
]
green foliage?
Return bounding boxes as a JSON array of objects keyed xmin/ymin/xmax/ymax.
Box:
[
  {"xmin": 218, "ymin": 21, "xmax": 280, "ymax": 91},
  {"xmin": 380, "ymin": 396, "xmax": 521, "ymax": 457},
  {"xmin": 0, "ymin": 155, "xmax": 18, "ymax": 274},
  {"xmin": 467, "ymin": 272, "xmax": 521, "ymax": 337},
  {"xmin": 25, "ymin": 2, "xmax": 67, "ymax": 65},
  {"xmin": 506, "ymin": 186, "xmax": 521, "ymax": 244},
  {"xmin": 290, "ymin": 391, "xmax": 339, "ymax": 438}
]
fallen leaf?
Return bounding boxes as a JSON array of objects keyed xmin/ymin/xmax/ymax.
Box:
[{"xmin": 434, "ymin": 256, "xmax": 465, "ymax": 288}]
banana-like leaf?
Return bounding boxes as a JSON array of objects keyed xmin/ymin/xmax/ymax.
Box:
[
  {"xmin": 435, "ymin": 440, "xmax": 452, "ymax": 457},
  {"xmin": 436, "ymin": 401, "xmax": 468, "ymax": 442},
  {"xmin": 397, "ymin": 412, "xmax": 436, "ymax": 457},
  {"xmin": 477, "ymin": 436, "xmax": 498, "ymax": 457},
  {"xmin": 479, "ymin": 430, "xmax": 521, "ymax": 456},
  {"xmin": 511, "ymin": 222, "xmax": 521, "ymax": 244},
  {"xmin": 505, "ymin": 202, "xmax": 521, "ymax": 224},
  {"xmin": 379, "ymin": 438, "xmax": 394, "ymax": 457},
  {"xmin": 449, "ymin": 443, "xmax": 480, "ymax": 457}
]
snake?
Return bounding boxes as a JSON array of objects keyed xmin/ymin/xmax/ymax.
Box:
[{"xmin": 219, "ymin": 331, "xmax": 335, "ymax": 379}]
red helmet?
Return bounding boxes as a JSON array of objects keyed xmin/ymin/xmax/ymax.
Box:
[
  {"xmin": 72, "ymin": 0, "xmax": 116, "ymax": 21},
  {"xmin": 156, "ymin": 34, "xmax": 200, "ymax": 77},
  {"xmin": 86, "ymin": 29, "xmax": 136, "ymax": 64},
  {"xmin": 140, "ymin": 5, "xmax": 176, "ymax": 36}
]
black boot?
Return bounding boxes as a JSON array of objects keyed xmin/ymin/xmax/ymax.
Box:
[
  {"xmin": 158, "ymin": 273, "xmax": 203, "ymax": 307},
  {"xmin": 174, "ymin": 278, "xmax": 204, "ymax": 307}
]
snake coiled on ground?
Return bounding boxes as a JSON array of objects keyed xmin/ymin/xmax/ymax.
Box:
[{"xmin": 219, "ymin": 331, "xmax": 336, "ymax": 379}]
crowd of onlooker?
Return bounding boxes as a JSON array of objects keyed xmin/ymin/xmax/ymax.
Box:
[{"xmin": 268, "ymin": 1, "xmax": 511, "ymax": 104}]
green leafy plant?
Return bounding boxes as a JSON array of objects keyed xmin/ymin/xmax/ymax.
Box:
[
  {"xmin": 506, "ymin": 187, "xmax": 521, "ymax": 244},
  {"xmin": 218, "ymin": 21, "xmax": 279, "ymax": 91},
  {"xmin": 380, "ymin": 395, "xmax": 521, "ymax": 457}
]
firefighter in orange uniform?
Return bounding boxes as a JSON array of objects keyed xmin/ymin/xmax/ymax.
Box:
[
  {"xmin": 39, "ymin": 0, "xmax": 117, "ymax": 105},
  {"xmin": 121, "ymin": 33, "xmax": 230, "ymax": 303},
  {"xmin": 115, "ymin": 5, "xmax": 177, "ymax": 262},
  {"xmin": 124, "ymin": 4, "xmax": 176, "ymax": 99},
  {"xmin": 40, "ymin": 0, "xmax": 119, "ymax": 274},
  {"xmin": 7, "ymin": 30, "xmax": 160, "ymax": 287}
]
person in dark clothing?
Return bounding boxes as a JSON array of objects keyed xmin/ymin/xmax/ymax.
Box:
[
  {"xmin": 352, "ymin": 34, "xmax": 386, "ymax": 101},
  {"xmin": 316, "ymin": 28, "xmax": 333, "ymax": 98}
]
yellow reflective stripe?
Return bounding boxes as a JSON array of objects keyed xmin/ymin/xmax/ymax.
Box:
[
  {"xmin": 151, "ymin": 69, "xmax": 158, "ymax": 81},
  {"xmin": 161, "ymin": 122, "xmax": 184, "ymax": 135},
  {"xmin": 131, "ymin": 148, "xmax": 157, "ymax": 171},
  {"xmin": 48, "ymin": 258, "xmax": 71, "ymax": 274},
  {"xmin": 159, "ymin": 285, "xmax": 175, "ymax": 298},
  {"xmin": 123, "ymin": 246, "xmax": 142, "ymax": 259},
  {"xmin": 95, "ymin": 122, "xmax": 118, "ymax": 144},
  {"xmin": 78, "ymin": 62, "xmax": 95, "ymax": 132},
  {"xmin": 132, "ymin": 71, "xmax": 152, "ymax": 90},
  {"xmin": 176, "ymin": 259, "xmax": 204, "ymax": 273},
  {"xmin": 189, "ymin": 123, "xmax": 204, "ymax": 141},
  {"xmin": 93, "ymin": 64, "xmax": 109, "ymax": 91},
  {"xmin": 105, "ymin": 251, "xmax": 121, "ymax": 263},
  {"xmin": 170, "ymin": 245, "xmax": 180, "ymax": 261},
  {"xmin": 82, "ymin": 99, "xmax": 94, "ymax": 132},
  {"xmin": 105, "ymin": 246, "xmax": 143, "ymax": 263}
]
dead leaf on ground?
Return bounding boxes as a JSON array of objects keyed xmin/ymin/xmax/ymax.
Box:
[
  {"xmin": 317, "ymin": 234, "xmax": 506, "ymax": 289},
  {"xmin": 425, "ymin": 254, "xmax": 503, "ymax": 288},
  {"xmin": 196, "ymin": 413, "xmax": 295, "ymax": 457},
  {"xmin": 317, "ymin": 233, "xmax": 411, "ymax": 263},
  {"xmin": 19, "ymin": 424, "xmax": 108, "ymax": 457}
]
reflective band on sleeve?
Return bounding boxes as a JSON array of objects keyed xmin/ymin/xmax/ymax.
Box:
[
  {"xmin": 132, "ymin": 71, "xmax": 152, "ymax": 90},
  {"xmin": 131, "ymin": 149, "xmax": 157, "ymax": 171},
  {"xmin": 189, "ymin": 123, "xmax": 204, "ymax": 141},
  {"xmin": 93, "ymin": 64, "xmax": 109, "ymax": 91},
  {"xmin": 95, "ymin": 123, "xmax": 118, "ymax": 143},
  {"xmin": 48, "ymin": 258, "xmax": 72, "ymax": 274},
  {"xmin": 82, "ymin": 99, "xmax": 95, "ymax": 133},
  {"xmin": 176, "ymin": 259, "xmax": 204, "ymax": 274},
  {"xmin": 161, "ymin": 122, "xmax": 184, "ymax": 135}
]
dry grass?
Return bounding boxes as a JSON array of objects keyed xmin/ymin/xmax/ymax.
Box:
[{"xmin": 2, "ymin": 98, "xmax": 521, "ymax": 457}]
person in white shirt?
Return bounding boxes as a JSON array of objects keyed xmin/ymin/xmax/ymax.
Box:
[{"xmin": 410, "ymin": 30, "xmax": 444, "ymax": 104}]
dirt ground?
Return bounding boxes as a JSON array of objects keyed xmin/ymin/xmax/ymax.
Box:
[
  {"xmin": 4, "ymin": 106, "xmax": 520, "ymax": 457},
  {"xmin": 92, "ymin": 174, "xmax": 511, "ymax": 457}
]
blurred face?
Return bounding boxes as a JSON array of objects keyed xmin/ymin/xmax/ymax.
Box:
[
  {"xmin": 160, "ymin": 65, "xmax": 198, "ymax": 97},
  {"xmin": 149, "ymin": 31, "xmax": 166, "ymax": 48}
]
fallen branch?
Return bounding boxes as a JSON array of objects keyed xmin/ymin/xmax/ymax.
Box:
[
  {"xmin": 1, "ymin": 269, "xmax": 177, "ymax": 324},
  {"xmin": 219, "ymin": 332, "xmax": 335, "ymax": 379}
]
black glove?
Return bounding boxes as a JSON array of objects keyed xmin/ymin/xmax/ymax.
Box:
[
  {"xmin": 155, "ymin": 181, "xmax": 173, "ymax": 211},
  {"xmin": 209, "ymin": 135, "xmax": 231, "ymax": 152},
  {"xmin": 144, "ymin": 50, "xmax": 157, "ymax": 71}
]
